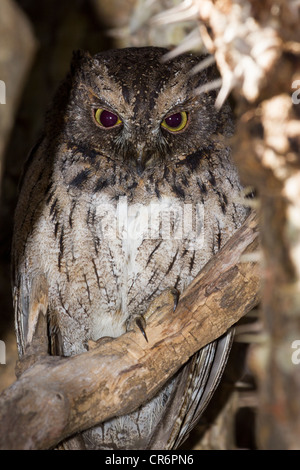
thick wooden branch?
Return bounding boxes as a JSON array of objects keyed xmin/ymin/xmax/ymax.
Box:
[{"xmin": 0, "ymin": 212, "xmax": 260, "ymax": 450}]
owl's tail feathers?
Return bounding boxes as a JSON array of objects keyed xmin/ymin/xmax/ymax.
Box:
[{"xmin": 149, "ymin": 329, "xmax": 234, "ymax": 449}]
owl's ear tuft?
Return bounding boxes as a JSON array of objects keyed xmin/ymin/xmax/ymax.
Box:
[{"xmin": 70, "ymin": 50, "xmax": 93, "ymax": 76}]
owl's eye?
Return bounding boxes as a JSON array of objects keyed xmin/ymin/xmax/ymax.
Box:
[
  {"xmin": 94, "ymin": 108, "xmax": 122, "ymax": 128},
  {"xmin": 161, "ymin": 111, "xmax": 188, "ymax": 133}
]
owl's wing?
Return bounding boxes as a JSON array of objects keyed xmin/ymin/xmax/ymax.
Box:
[
  {"xmin": 13, "ymin": 268, "xmax": 51, "ymax": 358},
  {"xmin": 173, "ymin": 329, "xmax": 234, "ymax": 449},
  {"xmin": 13, "ymin": 274, "xmax": 28, "ymax": 356},
  {"xmin": 148, "ymin": 329, "xmax": 234, "ymax": 449},
  {"xmin": 12, "ymin": 137, "xmax": 50, "ymax": 357}
]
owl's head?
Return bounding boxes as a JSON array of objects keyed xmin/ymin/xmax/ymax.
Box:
[{"xmin": 50, "ymin": 47, "xmax": 232, "ymax": 177}]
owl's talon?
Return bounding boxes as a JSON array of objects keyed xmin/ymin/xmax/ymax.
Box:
[
  {"xmin": 87, "ymin": 336, "xmax": 113, "ymax": 350},
  {"xmin": 136, "ymin": 316, "xmax": 148, "ymax": 343},
  {"xmin": 127, "ymin": 288, "xmax": 180, "ymax": 343},
  {"xmin": 170, "ymin": 288, "xmax": 180, "ymax": 312},
  {"xmin": 126, "ymin": 314, "xmax": 148, "ymax": 342}
]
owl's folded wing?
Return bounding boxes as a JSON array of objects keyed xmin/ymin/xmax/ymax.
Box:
[{"xmin": 148, "ymin": 329, "xmax": 234, "ymax": 449}]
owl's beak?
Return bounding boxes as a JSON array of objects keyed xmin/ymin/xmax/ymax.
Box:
[
  {"xmin": 130, "ymin": 143, "xmax": 154, "ymax": 175},
  {"xmin": 136, "ymin": 157, "xmax": 145, "ymax": 176},
  {"xmin": 136, "ymin": 143, "xmax": 146, "ymax": 176}
]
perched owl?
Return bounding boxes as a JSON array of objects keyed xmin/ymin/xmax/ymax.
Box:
[{"xmin": 12, "ymin": 47, "xmax": 248, "ymax": 449}]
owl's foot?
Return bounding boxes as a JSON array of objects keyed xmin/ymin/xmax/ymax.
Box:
[
  {"xmin": 87, "ymin": 336, "xmax": 114, "ymax": 350},
  {"xmin": 126, "ymin": 287, "xmax": 180, "ymax": 343}
]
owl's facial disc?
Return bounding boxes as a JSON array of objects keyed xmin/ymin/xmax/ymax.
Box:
[{"xmin": 91, "ymin": 103, "xmax": 191, "ymax": 173}]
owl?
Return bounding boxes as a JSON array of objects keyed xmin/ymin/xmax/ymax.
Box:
[{"xmin": 12, "ymin": 47, "xmax": 248, "ymax": 449}]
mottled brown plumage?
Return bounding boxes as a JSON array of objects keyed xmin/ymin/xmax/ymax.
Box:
[{"xmin": 12, "ymin": 47, "xmax": 248, "ymax": 449}]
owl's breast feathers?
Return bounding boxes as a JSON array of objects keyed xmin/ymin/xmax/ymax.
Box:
[{"xmin": 13, "ymin": 146, "xmax": 247, "ymax": 357}]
